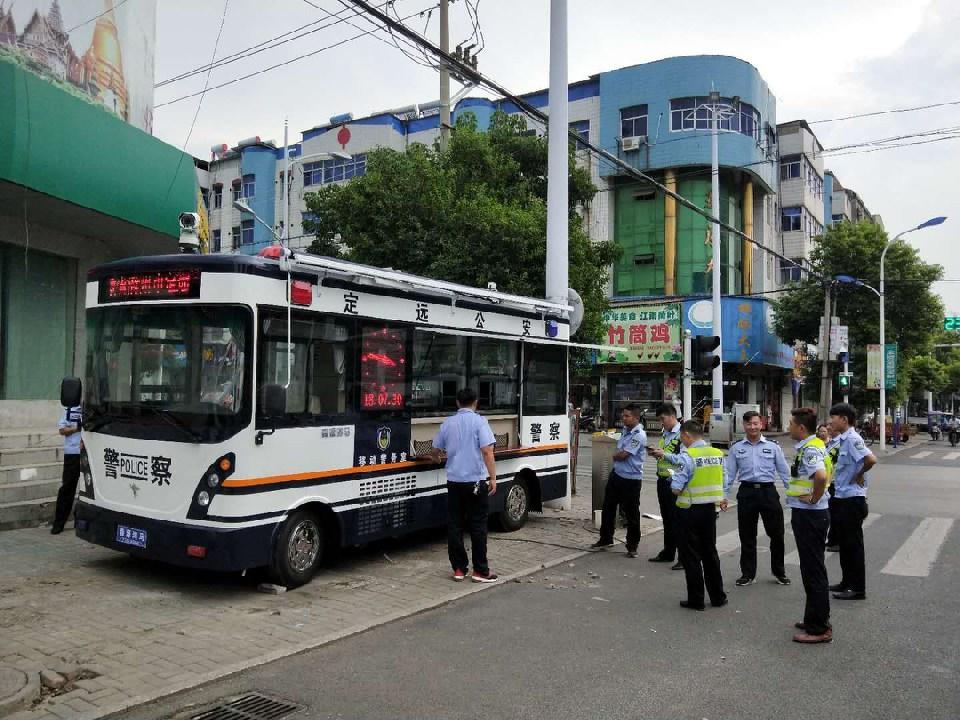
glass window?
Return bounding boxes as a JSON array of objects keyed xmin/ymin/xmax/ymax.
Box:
[
  {"xmin": 569, "ymin": 119, "xmax": 590, "ymax": 147},
  {"xmin": 779, "ymin": 258, "xmax": 804, "ymax": 284},
  {"xmin": 469, "ymin": 337, "xmax": 519, "ymax": 413},
  {"xmin": 242, "ymin": 174, "xmax": 255, "ymax": 199},
  {"xmin": 411, "ymin": 331, "xmax": 466, "ymax": 415},
  {"xmin": 780, "ymin": 156, "xmax": 801, "ymax": 180},
  {"xmin": 212, "ymin": 229, "xmax": 221, "ymax": 252},
  {"xmin": 620, "ymin": 105, "xmax": 648, "ymax": 138},
  {"xmin": 781, "ymin": 206, "xmax": 802, "ymax": 232},
  {"xmin": 303, "ymin": 154, "xmax": 368, "ymax": 186},
  {"xmin": 240, "ymin": 219, "xmax": 254, "ymax": 245},
  {"xmin": 522, "ymin": 343, "xmax": 566, "ymax": 415},
  {"xmin": 231, "ymin": 183, "xmax": 241, "ymax": 201},
  {"xmin": 360, "ymin": 326, "xmax": 407, "ymax": 411},
  {"xmin": 230, "ymin": 226, "xmax": 240, "ymax": 248},
  {"xmin": 213, "ymin": 187, "xmax": 222, "ymax": 209}
]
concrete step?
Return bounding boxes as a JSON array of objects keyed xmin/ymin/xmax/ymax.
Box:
[
  {"xmin": 0, "ymin": 462, "xmax": 63, "ymax": 486},
  {"xmin": 0, "ymin": 428, "xmax": 62, "ymax": 451},
  {"xmin": 0, "ymin": 497, "xmax": 57, "ymax": 531},
  {"xmin": 0, "ymin": 478, "xmax": 62, "ymax": 504},
  {"xmin": 0, "ymin": 445, "xmax": 64, "ymax": 468}
]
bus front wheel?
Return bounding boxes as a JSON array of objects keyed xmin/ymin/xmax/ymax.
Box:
[
  {"xmin": 496, "ymin": 480, "xmax": 529, "ymax": 531},
  {"xmin": 271, "ymin": 509, "xmax": 324, "ymax": 588}
]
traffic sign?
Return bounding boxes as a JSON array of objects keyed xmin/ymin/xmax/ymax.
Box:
[{"xmin": 945, "ymin": 316, "xmax": 960, "ymax": 332}]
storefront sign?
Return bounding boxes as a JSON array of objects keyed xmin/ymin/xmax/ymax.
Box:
[
  {"xmin": 599, "ymin": 304, "xmax": 682, "ymax": 364},
  {"xmin": 682, "ymin": 298, "xmax": 793, "ymax": 369}
]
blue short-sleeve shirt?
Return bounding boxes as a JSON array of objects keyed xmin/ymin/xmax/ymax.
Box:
[
  {"xmin": 433, "ymin": 408, "xmax": 497, "ymax": 483},
  {"xmin": 614, "ymin": 424, "xmax": 647, "ymax": 480},
  {"xmin": 58, "ymin": 406, "xmax": 82, "ymax": 455},
  {"xmin": 829, "ymin": 428, "xmax": 874, "ymax": 498},
  {"xmin": 723, "ymin": 436, "xmax": 790, "ymax": 493}
]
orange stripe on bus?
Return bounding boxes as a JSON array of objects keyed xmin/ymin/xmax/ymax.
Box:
[{"xmin": 221, "ymin": 443, "xmax": 568, "ymax": 489}]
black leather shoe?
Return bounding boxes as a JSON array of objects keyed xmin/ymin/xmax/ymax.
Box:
[
  {"xmin": 794, "ymin": 622, "xmax": 807, "ymax": 630},
  {"xmin": 711, "ymin": 597, "xmax": 728, "ymax": 608},
  {"xmin": 828, "ymin": 583, "xmax": 847, "ymax": 592},
  {"xmin": 589, "ymin": 540, "xmax": 614, "ymax": 550},
  {"xmin": 671, "ymin": 561, "xmax": 684, "ymax": 571},
  {"xmin": 50, "ymin": 525, "xmax": 64, "ymax": 535},
  {"xmin": 649, "ymin": 554, "xmax": 673, "ymax": 563},
  {"xmin": 833, "ymin": 590, "xmax": 866, "ymax": 600},
  {"xmin": 680, "ymin": 600, "xmax": 705, "ymax": 611}
]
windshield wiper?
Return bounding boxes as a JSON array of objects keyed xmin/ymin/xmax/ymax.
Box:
[{"xmin": 121, "ymin": 403, "xmax": 204, "ymax": 443}]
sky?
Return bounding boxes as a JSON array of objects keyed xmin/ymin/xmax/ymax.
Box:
[{"xmin": 150, "ymin": 0, "xmax": 959, "ymax": 314}]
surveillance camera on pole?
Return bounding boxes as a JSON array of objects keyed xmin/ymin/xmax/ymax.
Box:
[{"xmin": 178, "ymin": 212, "xmax": 201, "ymax": 254}]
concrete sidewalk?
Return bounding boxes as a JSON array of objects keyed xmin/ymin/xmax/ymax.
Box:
[{"xmin": 0, "ymin": 469, "xmax": 665, "ymax": 720}]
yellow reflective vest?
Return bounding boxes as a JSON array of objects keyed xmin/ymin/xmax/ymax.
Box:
[
  {"xmin": 788, "ymin": 437, "xmax": 833, "ymax": 496},
  {"xmin": 657, "ymin": 430, "xmax": 683, "ymax": 478},
  {"xmin": 676, "ymin": 446, "xmax": 725, "ymax": 509}
]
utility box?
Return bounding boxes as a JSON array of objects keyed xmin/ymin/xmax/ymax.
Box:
[
  {"xmin": 591, "ymin": 433, "xmax": 618, "ymax": 526},
  {"xmin": 708, "ymin": 413, "xmax": 733, "ymax": 447}
]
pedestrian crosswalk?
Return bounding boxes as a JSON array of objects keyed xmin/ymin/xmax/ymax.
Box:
[
  {"xmin": 945, "ymin": 451, "xmax": 960, "ymax": 461},
  {"xmin": 911, "ymin": 451, "xmax": 933, "ymax": 459},
  {"xmin": 716, "ymin": 512, "xmax": 954, "ymax": 580},
  {"xmin": 881, "ymin": 517, "xmax": 955, "ymax": 577}
]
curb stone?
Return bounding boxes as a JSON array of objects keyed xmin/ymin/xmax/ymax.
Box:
[{"xmin": 0, "ymin": 667, "xmax": 40, "ymax": 718}]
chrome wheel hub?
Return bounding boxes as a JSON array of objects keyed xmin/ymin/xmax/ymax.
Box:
[
  {"xmin": 506, "ymin": 484, "xmax": 527, "ymax": 521},
  {"xmin": 288, "ymin": 520, "xmax": 320, "ymax": 573}
]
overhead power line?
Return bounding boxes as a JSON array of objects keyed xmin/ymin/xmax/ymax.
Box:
[
  {"xmin": 342, "ymin": 0, "xmax": 823, "ymax": 280},
  {"xmin": 66, "ymin": 0, "xmax": 131, "ymax": 33},
  {"xmin": 808, "ymin": 99, "xmax": 960, "ymax": 125}
]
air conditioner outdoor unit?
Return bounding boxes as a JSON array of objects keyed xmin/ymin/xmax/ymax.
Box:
[{"xmin": 621, "ymin": 135, "xmax": 646, "ymax": 151}]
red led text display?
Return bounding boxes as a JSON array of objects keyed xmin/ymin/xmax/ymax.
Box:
[
  {"xmin": 360, "ymin": 327, "xmax": 406, "ymax": 410},
  {"xmin": 99, "ymin": 270, "xmax": 201, "ymax": 303}
]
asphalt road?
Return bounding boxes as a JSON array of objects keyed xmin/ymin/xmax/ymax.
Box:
[{"xmin": 118, "ymin": 440, "xmax": 960, "ymax": 720}]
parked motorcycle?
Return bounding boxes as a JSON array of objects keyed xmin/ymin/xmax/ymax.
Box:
[
  {"xmin": 930, "ymin": 423, "xmax": 941, "ymax": 441},
  {"xmin": 578, "ymin": 410, "xmax": 597, "ymax": 434}
]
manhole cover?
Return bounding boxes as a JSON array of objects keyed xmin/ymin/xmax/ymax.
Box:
[{"xmin": 188, "ymin": 693, "xmax": 302, "ymax": 720}]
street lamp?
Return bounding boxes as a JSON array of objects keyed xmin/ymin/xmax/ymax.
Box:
[
  {"xmin": 877, "ymin": 216, "xmax": 947, "ymax": 450},
  {"xmin": 232, "ymin": 198, "xmax": 283, "ymax": 243}
]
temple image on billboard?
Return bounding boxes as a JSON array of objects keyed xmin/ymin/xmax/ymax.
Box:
[{"xmin": 0, "ymin": 0, "xmax": 129, "ymax": 122}]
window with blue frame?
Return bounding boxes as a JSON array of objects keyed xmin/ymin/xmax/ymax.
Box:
[
  {"xmin": 781, "ymin": 206, "xmax": 802, "ymax": 232},
  {"xmin": 303, "ymin": 154, "xmax": 368, "ymax": 186},
  {"xmin": 620, "ymin": 106, "xmax": 648, "ymax": 138},
  {"xmin": 670, "ymin": 97, "xmax": 761, "ymax": 140},
  {"xmin": 569, "ymin": 120, "xmax": 590, "ymax": 147},
  {"xmin": 212, "ymin": 229, "xmax": 221, "ymax": 252},
  {"xmin": 242, "ymin": 174, "xmax": 255, "ymax": 199},
  {"xmin": 301, "ymin": 211, "xmax": 319, "ymax": 231},
  {"xmin": 240, "ymin": 219, "xmax": 254, "ymax": 245}
]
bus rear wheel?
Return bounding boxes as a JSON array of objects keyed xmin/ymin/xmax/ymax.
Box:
[
  {"xmin": 496, "ymin": 480, "xmax": 529, "ymax": 532},
  {"xmin": 271, "ymin": 509, "xmax": 324, "ymax": 588}
]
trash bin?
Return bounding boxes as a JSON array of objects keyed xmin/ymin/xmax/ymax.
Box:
[{"xmin": 591, "ymin": 433, "xmax": 618, "ymax": 527}]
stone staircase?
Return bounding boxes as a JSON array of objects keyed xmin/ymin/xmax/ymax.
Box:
[{"xmin": 0, "ymin": 428, "xmax": 64, "ymax": 530}]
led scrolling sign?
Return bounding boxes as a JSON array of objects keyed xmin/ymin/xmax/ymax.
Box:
[{"xmin": 99, "ymin": 270, "xmax": 201, "ymax": 303}]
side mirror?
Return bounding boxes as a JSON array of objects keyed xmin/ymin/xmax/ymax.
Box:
[
  {"xmin": 61, "ymin": 377, "xmax": 82, "ymax": 408},
  {"xmin": 264, "ymin": 384, "xmax": 286, "ymax": 417}
]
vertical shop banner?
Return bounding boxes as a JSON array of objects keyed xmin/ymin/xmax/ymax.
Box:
[
  {"xmin": 599, "ymin": 304, "xmax": 682, "ymax": 364},
  {"xmin": 0, "ymin": 1, "xmax": 157, "ymax": 132},
  {"xmin": 866, "ymin": 344, "xmax": 896, "ymax": 389}
]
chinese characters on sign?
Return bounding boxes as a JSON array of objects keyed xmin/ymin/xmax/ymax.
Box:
[
  {"xmin": 599, "ymin": 304, "xmax": 682, "ymax": 364},
  {"xmin": 866, "ymin": 343, "xmax": 898, "ymax": 390},
  {"xmin": 103, "ymin": 448, "xmax": 173, "ymax": 486}
]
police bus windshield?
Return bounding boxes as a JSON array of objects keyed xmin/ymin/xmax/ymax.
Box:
[{"xmin": 84, "ymin": 306, "xmax": 252, "ymax": 443}]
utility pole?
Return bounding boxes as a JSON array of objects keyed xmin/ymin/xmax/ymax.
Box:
[
  {"xmin": 282, "ymin": 118, "xmax": 290, "ymax": 245},
  {"xmin": 545, "ymin": 0, "xmax": 569, "ymax": 307},
  {"xmin": 820, "ymin": 282, "xmax": 833, "ymax": 417},
  {"xmin": 438, "ymin": 0, "xmax": 450, "ymax": 151},
  {"xmin": 709, "ymin": 90, "xmax": 723, "ymax": 422},
  {"xmin": 683, "ymin": 329, "xmax": 692, "ymax": 421}
]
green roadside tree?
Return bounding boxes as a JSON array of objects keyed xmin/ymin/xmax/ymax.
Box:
[
  {"xmin": 303, "ymin": 111, "xmax": 619, "ymax": 341},
  {"xmin": 905, "ymin": 356, "xmax": 948, "ymax": 396},
  {"xmin": 772, "ymin": 221, "xmax": 944, "ymax": 409}
]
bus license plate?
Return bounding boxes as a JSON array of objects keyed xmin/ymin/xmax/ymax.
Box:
[{"xmin": 116, "ymin": 525, "xmax": 147, "ymax": 549}]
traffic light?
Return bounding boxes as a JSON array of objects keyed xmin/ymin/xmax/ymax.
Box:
[
  {"xmin": 691, "ymin": 335, "xmax": 721, "ymax": 376},
  {"xmin": 838, "ymin": 372, "xmax": 852, "ymax": 389}
]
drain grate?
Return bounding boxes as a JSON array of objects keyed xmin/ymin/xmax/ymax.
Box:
[{"xmin": 189, "ymin": 693, "xmax": 302, "ymax": 720}]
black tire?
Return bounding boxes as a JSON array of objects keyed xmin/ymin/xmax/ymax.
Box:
[
  {"xmin": 270, "ymin": 508, "xmax": 324, "ymax": 588},
  {"xmin": 496, "ymin": 480, "xmax": 529, "ymax": 532}
]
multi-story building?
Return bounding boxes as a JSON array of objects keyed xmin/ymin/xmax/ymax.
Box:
[
  {"xmin": 202, "ymin": 56, "xmax": 806, "ymax": 429},
  {"xmin": 775, "ymin": 120, "xmax": 825, "ymax": 283},
  {"xmin": 824, "ymin": 170, "xmax": 879, "ymax": 227}
]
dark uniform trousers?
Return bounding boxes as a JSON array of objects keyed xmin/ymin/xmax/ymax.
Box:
[
  {"xmin": 598, "ymin": 471, "xmax": 641, "ymax": 551},
  {"xmin": 53, "ymin": 455, "xmax": 82, "ymax": 529},
  {"xmin": 736, "ymin": 483, "xmax": 785, "ymax": 579},
  {"xmin": 833, "ymin": 496, "xmax": 868, "ymax": 593},
  {"xmin": 655, "ymin": 476, "xmax": 678, "ymax": 559},
  {"xmin": 826, "ymin": 484, "xmax": 839, "ymax": 546},
  {"xmin": 790, "ymin": 508, "xmax": 831, "ymax": 634},
  {"xmin": 446, "ymin": 481, "xmax": 490, "ymax": 575},
  {"xmin": 676, "ymin": 504, "xmax": 726, "ymax": 607}
]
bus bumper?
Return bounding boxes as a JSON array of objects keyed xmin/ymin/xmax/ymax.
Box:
[{"xmin": 74, "ymin": 502, "xmax": 277, "ymax": 573}]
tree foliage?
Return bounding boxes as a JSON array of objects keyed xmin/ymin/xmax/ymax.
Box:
[
  {"xmin": 303, "ymin": 111, "xmax": 619, "ymax": 341},
  {"xmin": 771, "ymin": 221, "xmax": 944, "ymax": 407},
  {"xmin": 905, "ymin": 356, "xmax": 948, "ymax": 395}
]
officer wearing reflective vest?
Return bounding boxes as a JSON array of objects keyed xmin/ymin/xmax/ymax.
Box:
[
  {"xmin": 659, "ymin": 420, "xmax": 728, "ymax": 611},
  {"xmin": 787, "ymin": 407, "xmax": 833, "ymax": 644},
  {"xmin": 649, "ymin": 403, "xmax": 684, "ymax": 569}
]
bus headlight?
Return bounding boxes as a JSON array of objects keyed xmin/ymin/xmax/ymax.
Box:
[
  {"xmin": 206, "ymin": 472, "xmax": 220, "ymax": 488},
  {"xmin": 197, "ymin": 490, "xmax": 211, "ymax": 507}
]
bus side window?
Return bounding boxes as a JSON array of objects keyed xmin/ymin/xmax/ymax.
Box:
[{"xmin": 522, "ymin": 343, "xmax": 567, "ymax": 416}]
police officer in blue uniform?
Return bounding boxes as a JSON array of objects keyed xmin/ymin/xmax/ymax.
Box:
[
  {"xmin": 52, "ymin": 404, "xmax": 82, "ymax": 535},
  {"xmin": 723, "ymin": 410, "xmax": 792, "ymax": 586},
  {"xmin": 826, "ymin": 403, "xmax": 877, "ymax": 600},
  {"xmin": 591, "ymin": 403, "xmax": 647, "ymax": 558},
  {"xmin": 649, "ymin": 403, "xmax": 684, "ymax": 568}
]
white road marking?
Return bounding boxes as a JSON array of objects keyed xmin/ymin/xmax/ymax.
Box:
[
  {"xmin": 911, "ymin": 451, "xmax": 933, "ymax": 459},
  {"xmin": 881, "ymin": 517, "xmax": 955, "ymax": 577},
  {"xmin": 785, "ymin": 513, "xmax": 883, "ymax": 565},
  {"xmin": 944, "ymin": 451, "xmax": 960, "ymax": 461}
]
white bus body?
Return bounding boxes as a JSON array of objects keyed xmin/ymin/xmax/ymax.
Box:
[{"xmin": 74, "ymin": 252, "xmax": 570, "ymax": 585}]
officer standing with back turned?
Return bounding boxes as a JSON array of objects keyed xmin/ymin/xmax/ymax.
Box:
[{"xmin": 723, "ymin": 410, "xmax": 792, "ymax": 587}]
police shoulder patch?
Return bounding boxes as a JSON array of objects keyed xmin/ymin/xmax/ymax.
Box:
[
  {"xmin": 854, "ymin": 439, "xmax": 865, "ymax": 450},
  {"xmin": 803, "ymin": 448, "xmax": 822, "ymax": 464}
]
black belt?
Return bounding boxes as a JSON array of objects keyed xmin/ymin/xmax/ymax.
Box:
[
  {"xmin": 657, "ymin": 474, "xmax": 672, "ymax": 480},
  {"xmin": 742, "ymin": 482, "xmax": 776, "ymax": 489}
]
